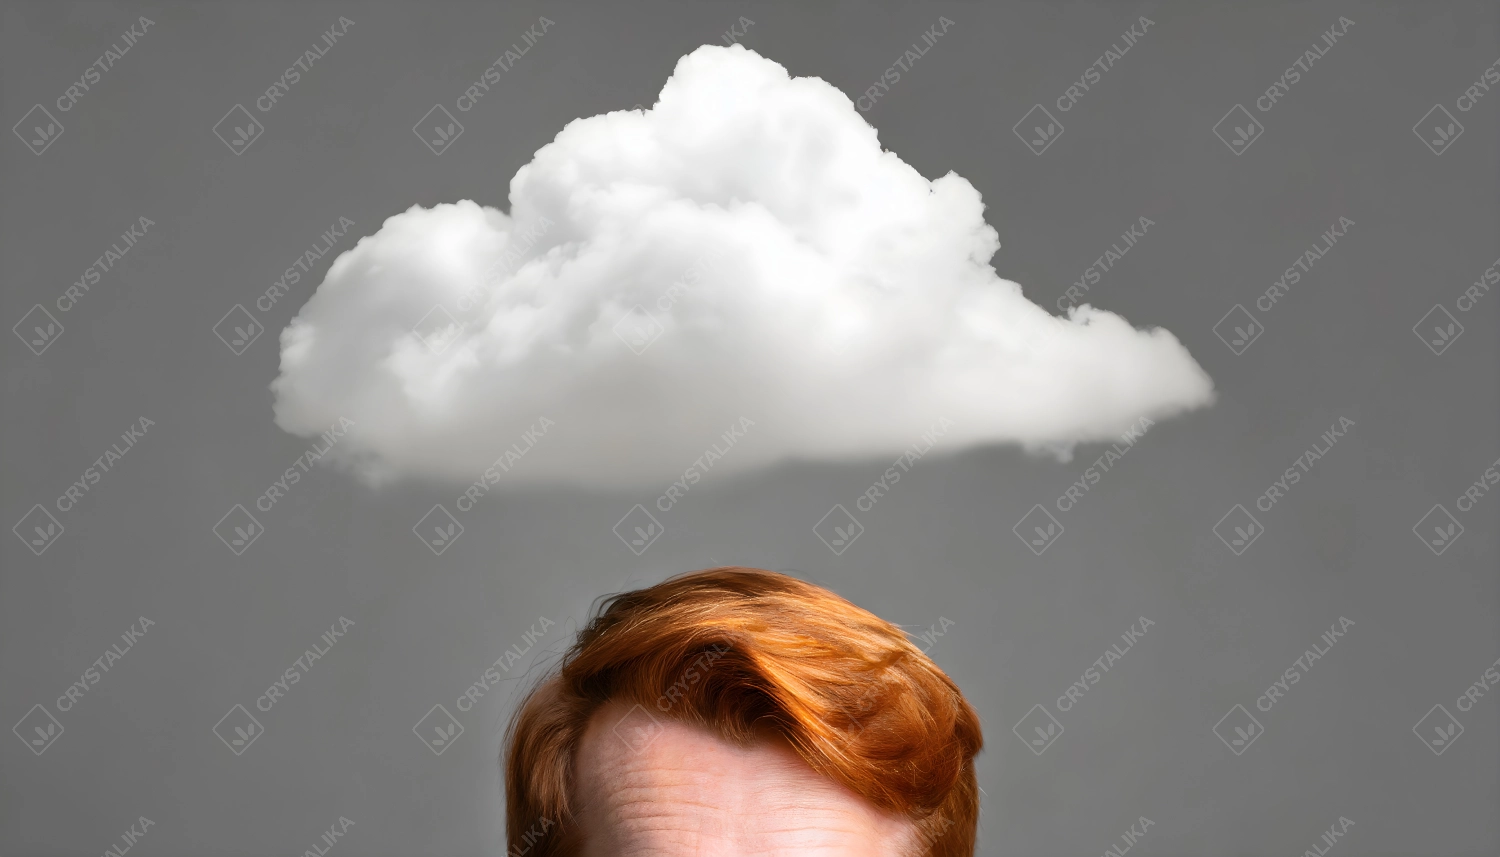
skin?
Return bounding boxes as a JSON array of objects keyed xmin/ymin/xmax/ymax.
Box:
[{"xmin": 574, "ymin": 700, "xmax": 921, "ymax": 857}]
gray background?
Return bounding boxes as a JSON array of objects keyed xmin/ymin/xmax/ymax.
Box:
[{"xmin": 3, "ymin": 2, "xmax": 1496, "ymax": 855}]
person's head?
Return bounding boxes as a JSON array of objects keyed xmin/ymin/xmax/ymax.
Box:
[{"xmin": 504, "ymin": 567, "xmax": 983, "ymax": 856}]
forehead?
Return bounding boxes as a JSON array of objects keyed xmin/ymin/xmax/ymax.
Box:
[{"xmin": 574, "ymin": 701, "xmax": 917, "ymax": 857}]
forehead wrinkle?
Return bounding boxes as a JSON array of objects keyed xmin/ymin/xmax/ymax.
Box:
[{"xmin": 575, "ymin": 701, "xmax": 919, "ymax": 857}]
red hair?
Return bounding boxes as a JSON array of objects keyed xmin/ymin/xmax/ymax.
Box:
[{"xmin": 503, "ymin": 567, "xmax": 983, "ymax": 856}]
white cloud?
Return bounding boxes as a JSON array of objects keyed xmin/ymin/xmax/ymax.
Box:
[{"xmin": 271, "ymin": 44, "xmax": 1213, "ymax": 489}]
